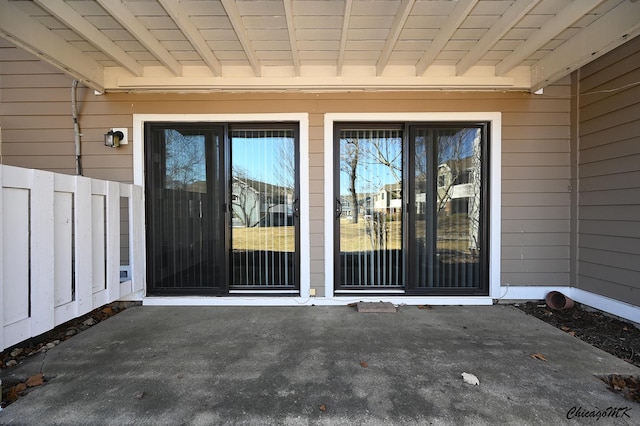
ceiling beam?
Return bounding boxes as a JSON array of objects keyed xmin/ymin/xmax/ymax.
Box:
[
  {"xmin": 530, "ymin": 0, "xmax": 640, "ymax": 92},
  {"xmin": 416, "ymin": 0, "xmax": 478, "ymax": 76},
  {"xmin": 376, "ymin": 0, "xmax": 415, "ymax": 76},
  {"xmin": 221, "ymin": 0, "xmax": 261, "ymax": 77},
  {"xmin": 34, "ymin": 0, "xmax": 143, "ymax": 77},
  {"xmin": 96, "ymin": 0, "xmax": 182, "ymax": 76},
  {"xmin": 456, "ymin": 0, "xmax": 540, "ymax": 76},
  {"xmin": 496, "ymin": 0, "xmax": 606, "ymax": 76},
  {"xmin": 283, "ymin": 0, "xmax": 300, "ymax": 76},
  {"xmin": 0, "ymin": 0, "xmax": 104, "ymax": 91},
  {"xmin": 158, "ymin": 0, "xmax": 222, "ymax": 76},
  {"xmin": 337, "ymin": 0, "xmax": 353, "ymax": 76}
]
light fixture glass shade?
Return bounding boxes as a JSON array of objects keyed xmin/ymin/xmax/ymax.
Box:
[{"xmin": 104, "ymin": 130, "xmax": 124, "ymax": 147}]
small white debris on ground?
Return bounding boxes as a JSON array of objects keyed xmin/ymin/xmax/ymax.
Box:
[{"xmin": 461, "ymin": 372, "xmax": 480, "ymax": 385}]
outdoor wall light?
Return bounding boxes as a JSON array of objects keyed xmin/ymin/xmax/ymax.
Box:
[{"xmin": 104, "ymin": 129, "xmax": 124, "ymax": 148}]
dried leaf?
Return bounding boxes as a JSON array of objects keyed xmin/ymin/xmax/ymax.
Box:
[
  {"xmin": 319, "ymin": 404, "xmax": 327, "ymax": 412},
  {"xmin": 568, "ymin": 331, "xmax": 576, "ymax": 336},
  {"xmin": 560, "ymin": 326, "xmax": 570, "ymax": 331},
  {"xmin": 14, "ymin": 383, "xmax": 27, "ymax": 393},
  {"xmin": 347, "ymin": 303, "xmax": 357, "ymax": 308},
  {"xmin": 102, "ymin": 307, "xmax": 114, "ymax": 315},
  {"xmin": 530, "ymin": 353, "xmax": 547, "ymax": 361},
  {"xmin": 135, "ymin": 391, "xmax": 145, "ymax": 399},
  {"xmin": 5, "ymin": 387, "xmax": 20, "ymax": 402},
  {"xmin": 417, "ymin": 305, "xmax": 433, "ymax": 310},
  {"xmin": 611, "ymin": 376, "xmax": 626, "ymax": 388},
  {"xmin": 461, "ymin": 372, "xmax": 480, "ymax": 385},
  {"xmin": 359, "ymin": 360, "xmax": 368, "ymax": 368},
  {"xmin": 26, "ymin": 373, "xmax": 44, "ymax": 387}
]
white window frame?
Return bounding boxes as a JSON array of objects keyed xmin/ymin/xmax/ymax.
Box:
[
  {"xmin": 324, "ymin": 113, "xmax": 501, "ymax": 304},
  {"xmin": 133, "ymin": 114, "xmax": 310, "ymax": 304}
]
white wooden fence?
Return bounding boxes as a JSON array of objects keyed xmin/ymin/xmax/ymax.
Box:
[{"xmin": 1, "ymin": 165, "xmax": 145, "ymax": 351}]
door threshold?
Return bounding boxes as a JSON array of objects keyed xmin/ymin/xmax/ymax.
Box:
[
  {"xmin": 334, "ymin": 289, "xmax": 405, "ymax": 294},
  {"xmin": 229, "ymin": 290, "xmax": 299, "ymax": 294}
]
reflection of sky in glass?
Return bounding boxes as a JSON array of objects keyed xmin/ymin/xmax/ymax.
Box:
[
  {"xmin": 438, "ymin": 128, "xmax": 479, "ymax": 163},
  {"xmin": 231, "ymin": 132, "xmax": 295, "ymax": 187}
]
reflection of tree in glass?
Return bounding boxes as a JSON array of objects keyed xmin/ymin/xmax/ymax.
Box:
[
  {"xmin": 414, "ymin": 135, "xmax": 428, "ymax": 193},
  {"xmin": 340, "ymin": 138, "xmax": 360, "ymax": 224},
  {"xmin": 164, "ymin": 130, "xmax": 206, "ymax": 190},
  {"xmin": 341, "ymin": 131, "xmax": 403, "ymax": 224},
  {"xmin": 231, "ymin": 167, "xmax": 260, "ymax": 228},
  {"xmin": 275, "ymin": 138, "xmax": 295, "ymax": 191},
  {"xmin": 436, "ymin": 128, "xmax": 482, "ymax": 253},
  {"xmin": 364, "ymin": 134, "xmax": 402, "ymax": 183},
  {"xmin": 436, "ymin": 128, "xmax": 477, "ymax": 213}
]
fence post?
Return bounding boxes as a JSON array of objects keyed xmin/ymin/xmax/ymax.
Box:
[
  {"xmin": 0, "ymin": 166, "xmax": 4, "ymax": 349},
  {"xmin": 29, "ymin": 169, "xmax": 56, "ymax": 336},
  {"xmin": 75, "ymin": 175, "xmax": 93, "ymax": 317},
  {"xmin": 130, "ymin": 184, "xmax": 145, "ymax": 293},
  {"xmin": 107, "ymin": 180, "xmax": 120, "ymax": 302}
]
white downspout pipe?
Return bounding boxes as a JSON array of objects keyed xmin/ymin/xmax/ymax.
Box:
[{"xmin": 71, "ymin": 80, "xmax": 82, "ymax": 175}]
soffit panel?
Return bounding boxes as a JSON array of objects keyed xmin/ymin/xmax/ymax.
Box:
[{"xmin": 0, "ymin": 0, "xmax": 636, "ymax": 92}]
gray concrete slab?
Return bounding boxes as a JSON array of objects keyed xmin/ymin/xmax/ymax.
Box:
[{"xmin": 1, "ymin": 305, "xmax": 638, "ymax": 425}]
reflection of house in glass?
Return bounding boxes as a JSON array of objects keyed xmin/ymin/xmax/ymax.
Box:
[
  {"xmin": 339, "ymin": 194, "xmax": 374, "ymax": 221},
  {"xmin": 435, "ymin": 155, "xmax": 481, "ymax": 252},
  {"xmin": 373, "ymin": 183, "xmax": 402, "ymax": 216},
  {"xmin": 231, "ymin": 177, "xmax": 293, "ymax": 228},
  {"xmin": 437, "ymin": 157, "xmax": 475, "ymax": 214}
]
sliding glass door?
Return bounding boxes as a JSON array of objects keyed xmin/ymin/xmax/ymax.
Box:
[
  {"xmin": 335, "ymin": 123, "xmax": 488, "ymax": 295},
  {"xmin": 145, "ymin": 123, "xmax": 299, "ymax": 295}
]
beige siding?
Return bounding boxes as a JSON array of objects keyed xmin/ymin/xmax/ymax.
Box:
[
  {"xmin": 1, "ymin": 39, "xmax": 574, "ymax": 295},
  {"xmin": 577, "ymin": 35, "xmax": 640, "ymax": 306}
]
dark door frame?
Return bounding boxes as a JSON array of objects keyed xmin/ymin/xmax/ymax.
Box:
[
  {"xmin": 144, "ymin": 121, "xmax": 301, "ymax": 296},
  {"xmin": 333, "ymin": 121, "xmax": 490, "ymax": 296}
]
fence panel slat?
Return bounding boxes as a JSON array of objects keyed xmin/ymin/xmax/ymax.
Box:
[
  {"xmin": 54, "ymin": 191, "xmax": 74, "ymax": 306},
  {"xmin": 0, "ymin": 166, "xmax": 3, "ymax": 347},
  {"xmin": 2, "ymin": 188, "xmax": 30, "ymax": 326}
]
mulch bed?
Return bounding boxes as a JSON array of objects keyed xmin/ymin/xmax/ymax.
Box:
[{"xmin": 516, "ymin": 301, "xmax": 640, "ymax": 403}]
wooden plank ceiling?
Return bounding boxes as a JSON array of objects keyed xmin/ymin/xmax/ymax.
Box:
[{"xmin": 0, "ymin": 0, "xmax": 639, "ymax": 92}]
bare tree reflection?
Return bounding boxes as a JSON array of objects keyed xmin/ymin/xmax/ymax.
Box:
[
  {"xmin": 164, "ymin": 130, "xmax": 206, "ymax": 190},
  {"xmin": 340, "ymin": 138, "xmax": 361, "ymax": 224}
]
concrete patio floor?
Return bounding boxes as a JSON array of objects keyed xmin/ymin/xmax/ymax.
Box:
[{"xmin": 1, "ymin": 305, "xmax": 638, "ymax": 425}]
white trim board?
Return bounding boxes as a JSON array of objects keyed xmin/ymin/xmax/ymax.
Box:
[
  {"xmin": 133, "ymin": 113, "xmax": 310, "ymax": 298},
  {"xmin": 142, "ymin": 288, "xmax": 638, "ymax": 325},
  {"xmin": 570, "ymin": 288, "xmax": 639, "ymax": 325},
  {"xmin": 324, "ymin": 112, "xmax": 502, "ymax": 299},
  {"xmin": 143, "ymin": 296, "xmax": 494, "ymax": 307},
  {"xmin": 499, "ymin": 286, "xmax": 640, "ymax": 324}
]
